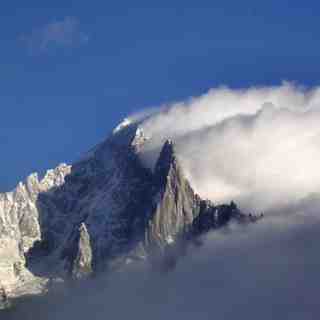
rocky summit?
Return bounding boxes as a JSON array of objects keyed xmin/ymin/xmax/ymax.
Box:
[{"xmin": 0, "ymin": 118, "xmax": 261, "ymax": 308}]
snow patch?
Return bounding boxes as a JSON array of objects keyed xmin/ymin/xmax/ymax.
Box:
[
  {"xmin": 113, "ymin": 118, "xmax": 132, "ymax": 134},
  {"xmin": 166, "ymin": 235, "xmax": 174, "ymax": 244}
]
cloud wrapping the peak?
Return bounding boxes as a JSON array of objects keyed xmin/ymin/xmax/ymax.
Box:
[
  {"xmin": 21, "ymin": 17, "xmax": 88, "ymax": 55},
  {"xmin": 134, "ymin": 82, "xmax": 320, "ymax": 213}
]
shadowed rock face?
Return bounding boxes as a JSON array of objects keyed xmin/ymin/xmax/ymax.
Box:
[
  {"xmin": 146, "ymin": 140, "xmax": 201, "ymax": 248},
  {"xmin": 0, "ymin": 119, "xmax": 261, "ymax": 305},
  {"xmin": 143, "ymin": 140, "xmax": 258, "ymax": 270}
]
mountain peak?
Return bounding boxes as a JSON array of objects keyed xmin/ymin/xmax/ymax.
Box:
[
  {"xmin": 0, "ymin": 117, "xmax": 261, "ymax": 307},
  {"xmin": 112, "ymin": 118, "xmax": 132, "ymax": 134},
  {"xmin": 110, "ymin": 119, "xmax": 148, "ymax": 151},
  {"xmin": 154, "ymin": 139, "xmax": 179, "ymax": 184},
  {"xmin": 155, "ymin": 139, "xmax": 176, "ymax": 166}
]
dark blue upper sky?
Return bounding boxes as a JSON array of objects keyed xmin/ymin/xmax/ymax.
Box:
[{"xmin": 1, "ymin": 0, "xmax": 320, "ymax": 191}]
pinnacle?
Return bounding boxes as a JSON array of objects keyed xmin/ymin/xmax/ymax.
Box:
[{"xmin": 154, "ymin": 139, "xmax": 179, "ymax": 186}]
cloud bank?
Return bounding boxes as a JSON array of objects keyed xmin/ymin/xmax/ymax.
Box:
[
  {"xmin": 6, "ymin": 215, "xmax": 320, "ymax": 320},
  {"xmin": 136, "ymin": 82, "xmax": 320, "ymax": 213},
  {"xmin": 21, "ymin": 17, "xmax": 88, "ymax": 55}
]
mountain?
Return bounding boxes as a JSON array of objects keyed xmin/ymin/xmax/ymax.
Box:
[{"xmin": 0, "ymin": 118, "xmax": 261, "ymax": 308}]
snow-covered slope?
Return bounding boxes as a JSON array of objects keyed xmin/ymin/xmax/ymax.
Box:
[
  {"xmin": 0, "ymin": 119, "xmax": 260, "ymax": 306},
  {"xmin": 0, "ymin": 164, "xmax": 71, "ymax": 298}
]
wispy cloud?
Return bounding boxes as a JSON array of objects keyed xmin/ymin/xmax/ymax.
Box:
[{"xmin": 21, "ymin": 17, "xmax": 88, "ymax": 55}]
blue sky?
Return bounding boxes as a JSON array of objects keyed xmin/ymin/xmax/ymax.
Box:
[{"xmin": 1, "ymin": 1, "xmax": 320, "ymax": 191}]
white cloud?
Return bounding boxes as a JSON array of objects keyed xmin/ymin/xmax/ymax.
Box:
[
  {"xmin": 9, "ymin": 214, "xmax": 320, "ymax": 319},
  {"xmin": 21, "ymin": 17, "xmax": 88, "ymax": 55},
  {"xmin": 134, "ymin": 82, "xmax": 320, "ymax": 213}
]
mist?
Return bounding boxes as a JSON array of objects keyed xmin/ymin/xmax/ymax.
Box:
[
  {"xmin": 6, "ymin": 212, "xmax": 320, "ymax": 320},
  {"xmin": 137, "ymin": 82, "xmax": 320, "ymax": 213}
]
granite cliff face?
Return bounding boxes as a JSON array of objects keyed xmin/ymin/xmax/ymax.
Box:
[
  {"xmin": 0, "ymin": 119, "xmax": 260, "ymax": 307},
  {"xmin": 0, "ymin": 164, "xmax": 71, "ymax": 302}
]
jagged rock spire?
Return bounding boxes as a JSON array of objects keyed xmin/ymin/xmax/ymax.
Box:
[
  {"xmin": 154, "ymin": 139, "xmax": 179, "ymax": 186},
  {"xmin": 155, "ymin": 139, "xmax": 175, "ymax": 168},
  {"xmin": 146, "ymin": 139, "xmax": 200, "ymax": 249},
  {"xmin": 71, "ymin": 223, "xmax": 93, "ymax": 280}
]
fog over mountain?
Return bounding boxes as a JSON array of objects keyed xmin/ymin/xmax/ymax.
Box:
[
  {"xmin": 6, "ymin": 216, "xmax": 320, "ymax": 320},
  {"xmin": 138, "ymin": 82, "xmax": 320, "ymax": 212},
  {"xmin": 2, "ymin": 83, "xmax": 320, "ymax": 319}
]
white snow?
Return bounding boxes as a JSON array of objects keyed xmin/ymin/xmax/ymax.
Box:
[{"xmin": 113, "ymin": 118, "xmax": 132, "ymax": 134}]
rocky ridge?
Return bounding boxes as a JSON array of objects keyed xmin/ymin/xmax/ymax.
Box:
[{"xmin": 0, "ymin": 118, "xmax": 261, "ymax": 308}]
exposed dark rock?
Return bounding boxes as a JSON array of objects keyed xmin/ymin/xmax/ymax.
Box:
[
  {"xmin": 0, "ymin": 120, "xmax": 262, "ymax": 304},
  {"xmin": 0, "ymin": 285, "xmax": 10, "ymax": 310},
  {"xmin": 146, "ymin": 140, "xmax": 201, "ymax": 250}
]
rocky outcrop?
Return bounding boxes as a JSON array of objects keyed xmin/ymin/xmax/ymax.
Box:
[
  {"xmin": 145, "ymin": 140, "xmax": 201, "ymax": 248},
  {"xmin": 69, "ymin": 223, "xmax": 93, "ymax": 280},
  {"xmin": 0, "ymin": 118, "xmax": 261, "ymax": 306},
  {"xmin": 143, "ymin": 140, "xmax": 261, "ymax": 269},
  {"xmin": 0, "ymin": 164, "xmax": 71, "ymax": 297}
]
